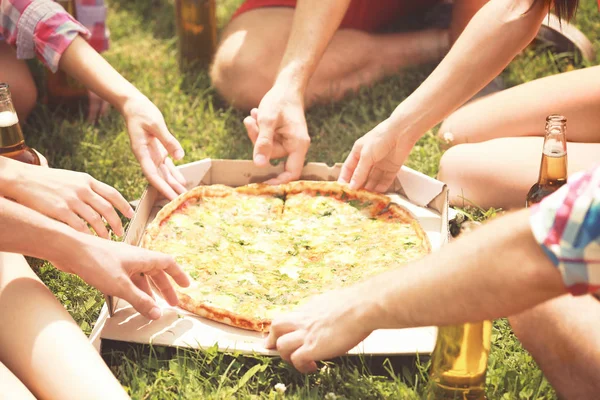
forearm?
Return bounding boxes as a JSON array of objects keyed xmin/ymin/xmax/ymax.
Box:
[
  {"xmin": 385, "ymin": 0, "xmax": 548, "ymax": 141},
  {"xmin": 274, "ymin": 0, "xmax": 351, "ymax": 93},
  {"xmin": 0, "ymin": 196, "xmax": 81, "ymax": 263},
  {"xmin": 362, "ymin": 209, "xmax": 566, "ymax": 330},
  {"xmin": 58, "ymin": 36, "xmax": 142, "ymax": 113}
]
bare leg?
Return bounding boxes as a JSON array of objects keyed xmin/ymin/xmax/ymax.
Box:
[
  {"xmin": 0, "ymin": 252, "xmax": 128, "ymax": 400},
  {"xmin": 0, "ymin": 361, "xmax": 36, "ymax": 400},
  {"xmin": 509, "ymin": 295, "xmax": 600, "ymax": 400},
  {"xmin": 439, "ymin": 66, "xmax": 600, "ymax": 146},
  {"xmin": 0, "ymin": 42, "xmax": 38, "ymax": 121},
  {"xmin": 437, "ymin": 138, "xmax": 600, "ymax": 209},
  {"xmin": 210, "ymin": 8, "xmax": 449, "ymax": 110}
]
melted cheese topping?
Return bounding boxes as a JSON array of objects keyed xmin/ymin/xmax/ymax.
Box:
[{"xmin": 147, "ymin": 190, "xmax": 428, "ymax": 323}]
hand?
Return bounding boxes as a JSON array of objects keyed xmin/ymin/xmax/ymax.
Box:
[
  {"xmin": 52, "ymin": 234, "xmax": 191, "ymax": 320},
  {"xmin": 244, "ymin": 86, "xmax": 310, "ymax": 184},
  {"xmin": 6, "ymin": 164, "xmax": 134, "ymax": 238},
  {"xmin": 86, "ymin": 90, "xmax": 111, "ymax": 123},
  {"xmin": 122, "ymin": 95, "xmax": 187, "ymax": 200},
  {"xmin": 265, "ymin": 286, "xmax": 374, "ymax": 373},
  {"xmin": 338, "ymin": 121, "xmax": 415, "ymax": 192}
]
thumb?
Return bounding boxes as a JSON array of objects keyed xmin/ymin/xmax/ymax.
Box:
[
  {"xmin": 121, "ymin": 281, "xmax": 162, "ymax": 320},
  {"xmin": 155, "ymin": 120, "xmax": 185, "ymax": 160},
  {"xmin": 254, "ymin": 114, "xmax": 276, "ymax": 167}
]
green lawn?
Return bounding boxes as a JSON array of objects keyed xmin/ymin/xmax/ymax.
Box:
[{"xmin": 23, "ymin": 0, "xmax": 600, "ymax": 398}]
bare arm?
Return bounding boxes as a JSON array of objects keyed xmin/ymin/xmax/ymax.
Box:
[
  {"xmin": 275, "ymin": 0, "xmax": 352, "ymax": 94},
  {"xmin": 58, "ymin": 36, "xmax": 187, "ymax": 200},
  {"xmin": 364, "ymin": 209, "xmax": 565, "ymax": 328},
  {"xmin": 389, "ymin": 0, "xmax": 548, "ymax": 141},
  {"xmin": 267, "ymin": 209, "xmax": 566, "ymax": 372},
  {"xmin": 245, "ymin": 0, "xmax": 351, "ymax": 184},
  {"xmin": 0, "ymin": 195, "xmax": 190, "ymax": 319},
  {"xmin": 339, "ymin": 0, "xmax": 550, "ymax": 191}
]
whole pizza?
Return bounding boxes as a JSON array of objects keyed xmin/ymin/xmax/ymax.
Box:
[{"xmin": 142, "ymin": 181, "xmax": 430, "ymax": 332}]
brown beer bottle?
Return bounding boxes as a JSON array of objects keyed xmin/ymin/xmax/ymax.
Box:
[
  {"xmin": 525, "ymin": 115, "xmax": 568, "ymax": 207},
  {"xmin": 45, "ymin": 0, "xmax": 88, "ymax": 110},
  {"xmin": 0, "ymin": 83, "xmax": 41, "ymax": 165},
  {"xmin": 175, "ymin": 0, "xmax": 217, "ymax": 69}
]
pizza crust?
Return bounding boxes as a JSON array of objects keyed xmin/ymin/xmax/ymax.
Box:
[{"xmin": 142, "ymin": 181, "xmax": 431, "ymax": 332}]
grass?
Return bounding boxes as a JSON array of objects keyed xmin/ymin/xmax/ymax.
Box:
[{"xmin": 20, "ymin": 0, "xmax": 600, "ymax": 398}]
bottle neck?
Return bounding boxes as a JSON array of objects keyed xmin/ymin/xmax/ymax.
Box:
[{"xmin": 537, "ymin": 119, "xmax": 568, "ymax": 185}]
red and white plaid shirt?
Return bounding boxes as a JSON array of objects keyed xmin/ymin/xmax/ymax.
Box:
[{"xmin": 0, "ymin": 0, "xmax": 109, "ymax": 72}]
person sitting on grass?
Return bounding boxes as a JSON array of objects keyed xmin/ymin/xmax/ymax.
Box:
[
  {"xmin": 214, "ymin": 0, "xmax": 592, "ymax": 185},
  {"xmin": 0, "ymin": 0, "xmax": 187, "ymax": 200},
  {"xmin": 266, "ymin": 163, "xmax": 600, "ymax": 399},
  {"xmin": 436, "ymin": 64, "xmax": 600, "ymax": 210},
  {"xmin": 0, "ymin": 156, "xmax": 190, "ymax": 400}
]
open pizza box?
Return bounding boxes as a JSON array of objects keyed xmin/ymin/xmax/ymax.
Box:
[{"xmin": 90, "ymin": 159, "xmax": 449, "ymax": 356}]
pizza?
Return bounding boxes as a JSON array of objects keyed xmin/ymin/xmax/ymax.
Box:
[{"xmin": 142, "ymin": 181, "xmax": 431, "ymax": 332}]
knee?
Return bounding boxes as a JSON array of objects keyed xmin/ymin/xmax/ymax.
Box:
[
  {"xmin": 12, "ymin": 79, "xmax": 38, "ymax": 121},
  {"xmin": 210, "ymin": 36, "xmax": 273, "ymax": 110},
  {"xmin": 438, "ymin": 146, "xmax": 472, "ymax": 205}
]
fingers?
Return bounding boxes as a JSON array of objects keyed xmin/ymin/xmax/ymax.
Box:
[
  {"xmin": 137, "ymin": 251, "xmax": 190, "ymax": 289},
  {"xmin": 59, "ymin": 209, "xmax": 91, "ymax": 235},
  {"xmin": 373, "ymin": 170, "xmax": 397, "ymax": 193},
  {"xmin": 86, "ymin": 192, "xmax": 125, "ymax": 237},
  {"xmin": 140, "ymin": 156, "xmax": 179, "ymax": 201},
  {"xmin": 348, "ymin": 148, "xmax": 373, "ymax": 190},
  {"xmin": 245, "ymin": 115, "xmax": 287, "ymax": 159},
  {"xmin": 165, "ymin": 157, "xmax": 187, "ymax": 187},
  {"xmin": 264, "ymin": 148, "xmax": 306, "ymax": 185},
  {"xmin": 86, "ymin": 91, "xmax": 103, "ymax": 124},
  {"xmin": 338, "ymin": 143, "xmax": 362, "ymax": 185},
  {"xmin": 159, "ymin": 163, "xmax": 187, "ymax": 196},
  {"xmin": 121, "ymin": 280, "xmax": 162, "ymax": 320},
  {"xmin": 254, "ymin": 110, "xmax": 276, "ymax": 167},
  {"xmin": 155, "ymin": 119, "xmax": 185, "ymax": 160},
  {"xmin": 276, "ymin": 329, "xmax": 305, "ymax": 363},
  {"xmin": 290, "ymin": 348, "xmax": 319, "ymax": 374},
  {"xmin": 147, "ymin": 270, "xmax": 179, "ymax": 306},
  {"xmin": 131, "ymin": 272, "xmax": 154, "ymax": 299},
  {"xmin": 71, "ymin": 202, "xmax": 110, "ymax": 239},
  {"xmin": 265, "ymin": 318, "xmax": 299, "ymax": 349},
  {"xmin": 91, "ymin": 180, "xmax": 135, "ymax": 219}
]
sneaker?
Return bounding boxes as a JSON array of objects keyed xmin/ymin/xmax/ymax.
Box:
[{"xmin": 534, "ymin": 13, "xmax": 595, "ymax": 62}]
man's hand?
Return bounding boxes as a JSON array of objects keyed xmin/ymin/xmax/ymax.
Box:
[
  {"xmin": 3, "ymin": 163, "xmax": 134, "ymax": 238},
  {"xmin": 52, "ymin": 235, "xmax": 191, "ymax": 320},
  {"xmin": 265, "ymin": 286, "xmax": 374, "ymax": 373},
  {"xmin": 338, "ymin": 121, "xmax": 415, "ymax": 192},
  {"xmin": 244, "ymin": 86, "xmax": 310, "ymax": 185},
  {"xmin": 122, "ymin": 95, "xmax": 187, "ymax": 200}
]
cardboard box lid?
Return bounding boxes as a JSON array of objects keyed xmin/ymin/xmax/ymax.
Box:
[{"xmin": 91, "ymin": 159, "xmax": 447, "ymax": 356}]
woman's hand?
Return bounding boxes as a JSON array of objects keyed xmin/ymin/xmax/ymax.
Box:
[
  {"xmin": 51, "ymin": 233, "xmax": 191, "ymax": 320},
  {"xmin": 121, "ymin": 95, "xmax": 187, "ymax": 200},
  {"xmin": 2, "ymin": 161, "xmax": 134, "ymax": 238},
  {"xmin": 338, "ymin": 121, "xmax": 416, "ymax": 192}
]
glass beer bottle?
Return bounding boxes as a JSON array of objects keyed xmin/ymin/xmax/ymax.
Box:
[
  {"xmin": 525, "ymin": 115, "xmax": 568, "ymax": 207},
  {"xmin": 45, "ymin": 0, "xmax": 88, "ymax": 110},
  {"xmin": 175, "ymin": 0, "xmax": 217, "ymax": 69},
  {"xmin": 0, "ymin": 83, "xmax": 41, "ymax": 165},
  {"xmin": 428, "ymin": 321, "xmax": 492, "ymax": 400}
]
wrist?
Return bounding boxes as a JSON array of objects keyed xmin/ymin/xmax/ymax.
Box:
[
  {"xmin": 274, "ymin": 62, "xmax": 309, "ymax": 97},
  {"xmin": 118, "ymin": 92, "xmax": 149, "ymax": 117},
  {"xmin": 43, "ymin": 223, "xmax": 89, "ymax": 267},
  {"xmin": 0, "ymin": 157, "xmax": 27, "ymax": 198}
]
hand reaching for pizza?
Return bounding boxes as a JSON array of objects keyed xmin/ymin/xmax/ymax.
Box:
[
  {"xmin": 265, "ymin": 285, "xmax": 375, "ymax": 373},
  {"xmin": 244, "ymin": 85, "xmax": 310, "ymax": 185},
  {"xmin": 52, "ymin": 234, "xmax": 190, "ymax": 320},
  {"xmin": 338, "ymin": 120, "xmax": 416, "ymax": 192},
  {"xmin": 121, "ymin": 95, "xmax": 187, "ymax": 200},
  {"xmin": 0, "ymin": 159, "xmax": 134, "ymax": 238}
]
